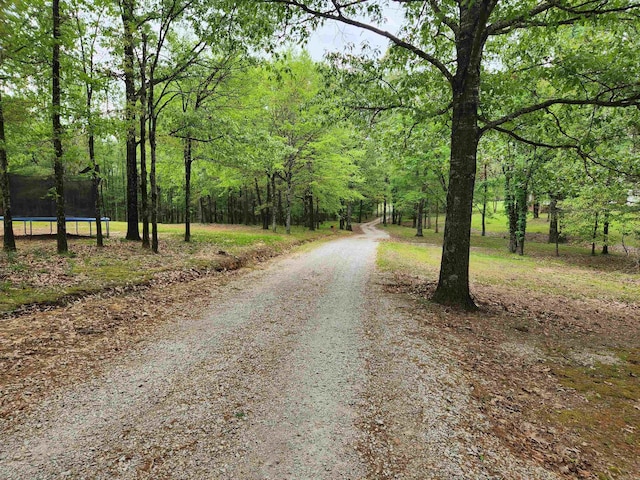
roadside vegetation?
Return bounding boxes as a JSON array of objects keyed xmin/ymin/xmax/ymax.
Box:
[
  {"xmin": 0, "ymin": 222, "xmax": 341, "ymax": 315},
  {"xmin": 377, "ymin": 218, "xmax": 640, "ymax": 479}
]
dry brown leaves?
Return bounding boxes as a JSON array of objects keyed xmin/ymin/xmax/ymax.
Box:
[{"xmin": 383, "ymin": 273, "xmax": 640, "ymax": 479}]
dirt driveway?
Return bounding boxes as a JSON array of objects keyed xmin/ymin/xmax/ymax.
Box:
[{"xmin": 0, "ymin": 221, "xmax": 558, "ymax": 479}]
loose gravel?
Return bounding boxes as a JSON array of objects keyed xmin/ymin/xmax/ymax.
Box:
[{"xmin": 0, "ymin": 221, "xmax": 560, "ymax": 479}]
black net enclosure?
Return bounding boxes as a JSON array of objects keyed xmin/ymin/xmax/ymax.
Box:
[{"xmin": 2, "ymin": 174, "xmax": 96, "ymax": 218}]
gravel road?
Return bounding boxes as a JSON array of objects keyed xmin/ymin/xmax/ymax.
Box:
[{"xmin": 0, "ymin": 220, "xmax": 559, "ymax": 479}]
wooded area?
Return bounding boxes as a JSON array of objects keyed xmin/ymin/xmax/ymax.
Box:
[{"xmin": 1, "ymin": 1, "xmax": 639, "ymax": 309}]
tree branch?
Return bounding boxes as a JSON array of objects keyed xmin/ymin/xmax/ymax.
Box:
[{"xmin": 265, "ymin": 0, "xmax": 455, "ymax": 84}]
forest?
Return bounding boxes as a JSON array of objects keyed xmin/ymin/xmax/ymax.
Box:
[
  {"xmin": 2, "ymin": 2, "xmax": 640, "ymax": 478},
  {"xmin": 1, "ymin": 0, "xmax": 639, "ymax": 310}
]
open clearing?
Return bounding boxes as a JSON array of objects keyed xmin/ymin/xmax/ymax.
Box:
[{"xmin": 0, "ymin": 220, "xmax": 638, "ymax": 479}]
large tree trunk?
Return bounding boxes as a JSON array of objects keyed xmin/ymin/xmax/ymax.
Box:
[
  {"xmin": 139, "ymin": 41, "xmax": 149, "ymax": 248},
  {"xmin": 184, "ymin": 137, "xmax": 192, "ymax": 242},
  {"xmin": 150, "ymin": 113, "xmax": 159, "ymax": 253},
  {"xmin": 52, "ymin": 0, "xmax": 67, "ymax": 254},
  {"xmin": 121, "ymin": 0, "xmax": 140, "ymax": 241},
  {"xmin": 0, "ymin": 91, "xmax": 16, "ymax": 251},
  {"xmin": 346, "ymin": 202, "xmax": 352, "ymax": 231},
  {"xmin": 432, "ymin": 4, "xmax": 486, "ymax": 309}
]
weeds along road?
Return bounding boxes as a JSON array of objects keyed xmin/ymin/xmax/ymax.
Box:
[{"xmin": 0, "ymin": 220, "xmax": 559, "ymax": 479}]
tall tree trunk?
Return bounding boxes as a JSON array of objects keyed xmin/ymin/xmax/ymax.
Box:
[
  {"xmin": 121, "ymin": 0, "xmax": 139, "ymax": 241},
  {"xmin": 52, "ymin": 0, "xmax": 67, "ymax": 254},
  {"xmin": 358, "ymin": 199, "xmax": 363, "ymax": 223},
  {"xmin": 264, "ymin": 176, "xmax": 271, "ymax": 230},
  {"xmin": 533, "ymin": 199, "xmax": 540, "ymax": 219},
  {"xmin": 602, "ymin": 213, "xmax": 609, "ymax": 255},
  {"xmin": 150, "ymin": 112, "xmax": 159, "ymax": 253},
  {"xmin": 505, "ymin": 167, "xmax": 518, "ymax": 253},
  {"xmin": 271, "ymin": 174, "xmax": 277, "ymax": 232},
  {"xmin": 285, "ymin": 172, "xmax": 292, "ymax": 234},
  {"xmin": 481, "ymin": 162, "xmax": 487, "ymax": 237},
  {"xmin": 89, "ymin": 128, "xmax": 103, "ymax": 247},
  {"xmin": 383, "ymin": 196, "xmax": 387, "ymax": 225},
  {"xmin": 307, "ymin": 192, "xmax": 315, "ymax": 231},
  {"xmin": 548, "ymin": 196, "xmax": 559, "ymax": 244},
  {"xmin": 591, "ymin": 212, "xmax": 599, "ymax": 256},
  {"xmin": 516, "ymin": 185, "xmax": 528, "ymax": 256},
  {"xmin": 426, "ymin": 200, "xmax": 432, "ymax": 229},
  {"xmin": 0, "ymin": 91, "xmax": 16, "ymax": 251},
  {"xmin": 139, "ymin": 39, "xmax": 149, "ymax": 248},
  {"xmin": 346, "ymin": 202, "xmax": 352, "ymax": 231},
  {"xmin": 255, "ymin": 177, "xmax": 267, "ymax": 230},
  {"xmin": 243, "ymin": 185, "xmax": 250, "ymax": 226},
  {"xmin": 184, "ymin": 137, "xmax": 192, "ymax": 242},
  {"xmin": 416, "ymin": 198, "xmax": 424, "ymax": 237},
  {"xmin": 432, "ymin": 4, "xmax": 486, "ymax": 309}
]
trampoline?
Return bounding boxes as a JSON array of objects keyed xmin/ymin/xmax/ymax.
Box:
[{"xmin": 1, "ymin": 174, "xmax": 109, "ymax": 238}]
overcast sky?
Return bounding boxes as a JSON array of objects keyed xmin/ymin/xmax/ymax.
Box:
[{"xmin": 304, "ymin": 6, "xmax": 404, "ymax": 61}]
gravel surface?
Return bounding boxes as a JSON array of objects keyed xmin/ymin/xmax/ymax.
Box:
[{"xmin": 0, "ymin": 220, "xmax": 560, "ymax": 479}]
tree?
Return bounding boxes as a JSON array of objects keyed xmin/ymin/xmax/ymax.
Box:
[
  {"xmin": 260, "ymin": 1, "xmax": 640, "ymax": 309},
  {"xmin": 52, "ymin": 0, "xmax": 68, "ymax": 254}
]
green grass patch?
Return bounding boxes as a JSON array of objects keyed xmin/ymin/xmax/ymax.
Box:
[{"xmin": 377, "ymin": 238, "xmax": 640, "ymax": 303}]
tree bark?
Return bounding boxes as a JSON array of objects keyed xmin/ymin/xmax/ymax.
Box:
[
  {"xmin": 139, "ymin": 37, "xmax": 149, "ymax": 248},
  {"xmin": 52, "ymin": 0, "xmax": 68, "ymax": 254},
  {"xmin": 285, "ymin": 171, "xmax": 292, "ymax": 234},
  {"xmin": 416, "ymin": 198, "xmax": 424, "ymax": 237},
  {"xmin": 121, "ymin": 0, "xmax": 140, "ymax": 241},
  {"xmin": 346, "ymin": 202, "xmax": 352, "ymax": 231},
  {"xmin": 307, "ymin": 192, "xmax": 315, "ymax": 231},
  {"xmin": 0, "ymin": 91, "xmax": 16, "ymax": 251},
  {"xmin": 432, "ymin": 3, "xmax": 488, "ymax": 309},
  {"xmin": 271, "ymin": 174, "xmax": 277, "ymax": 232},
  {"xmin": 516, "ymin": 185, "xmax": 527, "ymax": 256},
  {"xmin": 149, "ymin": 93, "xmax": 159, "ymax": 253},
  {"xmin": 602, "ymin": 213, "xmax": 609, "ymax": 255},
  {"xmin": 548, "ymin": 196, "xmax": 559, "ymax": 243},
  {"xmin": 481, "ymin": 162, "xmax": 487, "ymax": 237},
  {"xmin": 383, "ymin": 196, "xmax": 387, "ymax": 225},
  {"xmin": 184, "ymin": 137, "xmax": 192, "ymax": 242},
  {"xmin": 591, "ymin": 212, "xmax": 599, "ymax": 256}
]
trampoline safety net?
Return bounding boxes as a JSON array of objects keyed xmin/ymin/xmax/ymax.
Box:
[{"xmin": 2, "ymin": 174, "xmax": 97, "ymax": 218}]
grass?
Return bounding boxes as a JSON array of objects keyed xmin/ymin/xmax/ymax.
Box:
[
  {"xmin": 0, "ymin": 221, "xmax": 343, "ymax": 314},
  {"xmin": 379, "ymin": 224, "xmax": 640, "ymax": 303},
  {"xmin": 376, "ymin": 221, "xmax": 640, "ymax": 478}
]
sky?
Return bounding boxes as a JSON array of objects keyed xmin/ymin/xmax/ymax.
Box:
[{"xmin": 304, "ymin": 6, "xmax": 404, "ymax": 61}]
